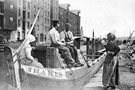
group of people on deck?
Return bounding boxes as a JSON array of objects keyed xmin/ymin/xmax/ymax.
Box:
[
  {"xmin": 47, "ymin": 20, "xmax": 83, "ymax": 68},
  {"xmin": 19, "ymin": 20, "xmax": 83, "ymax": 68}
]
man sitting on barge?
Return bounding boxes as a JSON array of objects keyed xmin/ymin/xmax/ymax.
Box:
[
  {"xmin": 46, "ymin": 20, "xmax": 80, "ymax": 68},
  {"xmin": 60, "ymin": 23, "xmax": 83, "ymax": 66}
]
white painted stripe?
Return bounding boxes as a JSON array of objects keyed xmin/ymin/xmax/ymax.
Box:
[{"xmin": 13, "ymin": 54, "xmax": 21, "ymax": 90}]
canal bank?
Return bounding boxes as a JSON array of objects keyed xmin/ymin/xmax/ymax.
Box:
[{"xmin": 81, "ymin": 54, "xmax": 135, "ymax": 90}]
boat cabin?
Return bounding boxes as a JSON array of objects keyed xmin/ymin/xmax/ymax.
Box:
[
  {"xmin": 32, "ymin": 37, "xmax": 84, "ymax": 68},
  {"xmin": 32, "ymin": 46, "xmax": 68, "ymax": 68}
]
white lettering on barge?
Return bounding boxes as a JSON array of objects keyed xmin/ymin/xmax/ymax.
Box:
[{"xmin": 21, "ymin": 65, "xmax": 67, "ymax": 79}]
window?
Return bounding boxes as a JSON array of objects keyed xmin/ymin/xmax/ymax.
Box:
[
  {"xmin": 10, "ymin": 5, "xmax": 13, "ymax": 9},
  {"xmin": 23, "ymin": 21, "xmax": 25, "ymax": 31},
  {"xmin": 27, "ymin": 22, "xmax": 30, "ymax": 28},
  {"xmin": 45, "ymin": 10, "xmax": 46, "ymax": 16},
  {"xmin": 38, "ymin": 16, "xmax": 39, "ymax": 21},
  {"xmin": 18, "ymin": 20, "xmax": 20, "ymax": 26},
  {"xmin": 34, "ymin": 6, "xmax": 36, "ymax": 11},
  {"xmin": 28, "ymin": 12, "xmax": 30, "ymax": 19},
  {"xmin": 23, "ymin": 10, "xmax": 26, "ymax": 19},
  {"xmin": 34, "ymin": 14, "xmax": 36, "ymax": 18},
  {"xmin": 10, "ymin": 17, "xmax": 13, "ymax": 21},
  {"xmin": 37, "ymin": 25, "xmax": 39, "ymax": 31},
  {"xmin": 37, "ymin": 34, "xmax": 39, "ymax": 37},
  {"xmin": 48, "ymin": 3, "xmax": 49, "ymax": 9},
  {"xmin": 45, "ymin": 18, "xmax": 46, "ymax": 23},
  {"xmin": 48, "ymin": 11, "xmax": 49, "ymax": 17},
  {"xmin": 0, "ymin": 2, "xmax": 4, "ymax": 13},
  {"xmin": 48, "ymin": 19, "xmax": 49, "ymax": 24},
  {"xmin": 18, "ymin": 8, "xmax": 21, "ymax": 16},
  {"xmin": 40, "ymin": 33, "xmax": 43, "ymax": 42},
  {"xmin": 23, "ymin": 0, "xmax": 26, "ymax": 9},
  {"xmin": 44, "ymin": 34, "xmax": 47, "ymax": 41}
]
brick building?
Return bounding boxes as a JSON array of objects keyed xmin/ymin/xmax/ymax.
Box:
[
  {"xmin": 30, "ymin": 0, "xmax": 51, "ymax": 43},
  {"xmin": 0, "ymin": 0, "xmax": 59, "ymax": 43},
  {"xmin": 0, "ymin": 0, "xmax": 4, "ymax": 34},
  {"xmin": 17, "ymin": 0, "xmax": 59, "ymax": 43},
  {"xmin": 69, "ymin": 10, "xmax": 81, "ymax": 36},
  {"xmin": 50, "ymin": 0, "xmax": 59, "ymax": 27},
  {"xmin": 17, "ymin": 0, "xmax": 51, "ymax": 43},
  {"xmin": 0, "ymin": 0, "xmax": 81, "ymax": 42},
  {"xmin": 0, "ymin": 0, "xmax": 17, "ymax": 40},
  {"xmin": 59, "ymin": 4, "xmax": 81, "ymax": 36},
  {"xmin": 58, "ymin": 4, "xmax": 70, "ymax": 33}
]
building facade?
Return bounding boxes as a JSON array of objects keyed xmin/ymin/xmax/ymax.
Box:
[
  {"xmin": 50, "ymin": 0, "xmax": 59, "ymax": 28},
  {"xmin": 30, "ymin": 0, "xmax": 51, "ymax": 43},
  {"xmin": 68, "ymin": 10, "xmax": 81, "ymax": 36},
  {"xmin": 8, "ymin": 0, "xmax": 59, "ymax": 43},
  {"xmin": 16, "ymin": 0, "xmax": 53, "ymax": 43},
  {"xmin": 59, "ymin": 4, "xmax": 81, "ymax": 36},
  {"xmin": 0, "ymin": 0, "xmax": 81, "ymax": 42},
  {"xmin": 58, "ymin": 4, "xmax": 70, "ymax": 33},
  {"xmin": 0, "ymin": 0, "xmax": 4, "ymax": 34},
  {"xmin": 0, "ymin": 0, "xmax": 17, "ymax": 40}
]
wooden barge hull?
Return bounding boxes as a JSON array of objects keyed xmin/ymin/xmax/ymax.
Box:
[
  {"xmin": 1, "ymin": 47, "xmax": 106, "ymax": 90},
  {"xmin": 20, "ymin": 53, "xmax": 106, "ymax": 90}
]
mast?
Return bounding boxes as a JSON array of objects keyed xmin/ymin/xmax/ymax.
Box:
[
  {"xmin": 92, "ymin": 29, "xmax": 95, "ymax": 59},
  {"xmin": 128, "ymin": 30, "xmax": 134, "ymax": 44}
]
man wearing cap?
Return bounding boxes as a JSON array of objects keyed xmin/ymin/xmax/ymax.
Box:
[
  {"xmin": 60, "ymin": 23, "xmax": 83, "ymax": 66},
  {"xmin": 46, "ymin": 20, "xmax": 80, "ymax": 68}
]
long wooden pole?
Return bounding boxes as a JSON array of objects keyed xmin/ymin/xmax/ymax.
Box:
[
  {"xmin": 128, "ymin": 30, "xmax": 134, "ymax": 42},
  {"xmin": 13, "ymin": 10, "xmax": 40, "ymax": 59}
]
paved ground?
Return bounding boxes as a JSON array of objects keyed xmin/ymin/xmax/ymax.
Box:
[
  {"xmin": 81, "ymin": 54, "xmax": 135, "ymax": 90},
  {"xmin": 82, "ymin": 67, "xmax": 104, "ymax": 90}
]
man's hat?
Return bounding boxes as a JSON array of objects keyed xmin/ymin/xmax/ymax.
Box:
[
  {"xmin": 65, "ymin": 23, "xmax": 71, "ymax": 28},
  {"xmin": 52, "ymin": 20, "xmax": 59, "ymax": 25},
  {"xmin": 28, "ymin": 34, "xmax": 36, "ymax": 42}
]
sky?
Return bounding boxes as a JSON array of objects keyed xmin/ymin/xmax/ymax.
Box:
[{"xmin": 59, "ymin": 0, "xmax": 135, "ymax": 38}]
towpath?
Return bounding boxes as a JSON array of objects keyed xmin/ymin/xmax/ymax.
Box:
[{"xmin": 82, "ymin": 67, "xmax": 104, "ymax": 90}]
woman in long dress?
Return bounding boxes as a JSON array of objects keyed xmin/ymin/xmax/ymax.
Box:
[{"xmin": 102, "ymin": 33, "xmax": 120, "ymax": 90}]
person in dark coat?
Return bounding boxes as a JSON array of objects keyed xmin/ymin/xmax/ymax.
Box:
[{"xmin": 102, "ymin": 33, "xmax": 120, "ymax": 90}]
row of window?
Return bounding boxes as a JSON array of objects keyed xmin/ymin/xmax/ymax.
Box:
[
  {"xmin": 45, "ymin": 18, "xmax": 50, "ymax": 24},
  {"xmin": 53, "ymin": 7, "xmax": 58, "ymax": 14},
  {"xmin": 44, "ymin": 2, "xmax": 50, "ymax": 10},
  {"xmin": 44, "ymin": 10, "xmax": 50, "ymax": 17},
  {"xmin": 18, "ymin": 20, "xmax": 30, "ymax": 28}
]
